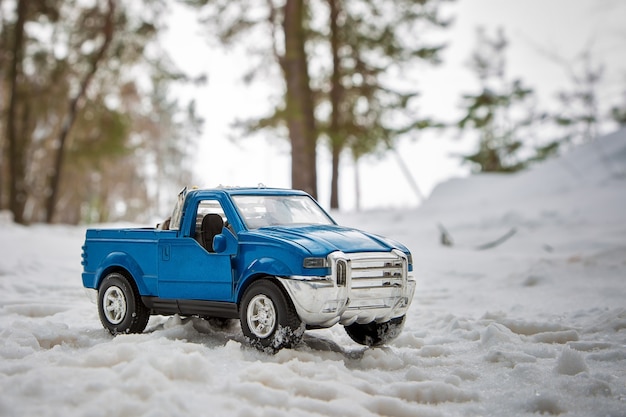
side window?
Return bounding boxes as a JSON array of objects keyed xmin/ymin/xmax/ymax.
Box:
[{"xmin": 194, "ymin": 200, "xmax": 227, "ymax": 237}]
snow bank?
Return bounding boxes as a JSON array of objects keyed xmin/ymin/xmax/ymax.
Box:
[{"xmin": 1, "ymin": 129, "xmax": 625, "ymax": 416}]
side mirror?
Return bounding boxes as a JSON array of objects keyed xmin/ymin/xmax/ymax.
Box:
[
  {"xmin": 211, "ymin": 228, "xmax": 238, "ymax": 255},
  {"xmin": 212, "ymin": 234, "xmax": 227, "ymax": 253}
]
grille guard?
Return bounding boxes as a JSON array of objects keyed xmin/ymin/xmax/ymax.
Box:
[{"xmin": 278, "ymin": 250, "xmax": 415, "ymax": 327}]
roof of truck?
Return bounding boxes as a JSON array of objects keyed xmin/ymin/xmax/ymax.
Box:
[{"xmin": 187, "ymin": 186, "xmax": 311, "ymax": 197}]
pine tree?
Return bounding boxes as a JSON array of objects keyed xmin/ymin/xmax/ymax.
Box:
[
  {"xmin": 458, "ymin": 27, "xmax": 552, "ymax": 173},
  {"xmin": 611, "ymin": 90, "xmax": 626, "ymax": 127},
  {"xmin": 185, "ymin": 0, "xmax": 450, "ymax": 208},
  {"xmin": 185, "ymin": 0, "xmax": 318, "ymax": 198},
  {"xmin": 553, "ymin": 50, "xmax": 604, "ymax": 145},
  {"xmin": 321, "ymin": 0, "xmax": 448, "ymax": 208}
]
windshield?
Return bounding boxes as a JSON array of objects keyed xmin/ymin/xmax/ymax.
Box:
[{"xmin": 232, "ymin": 195, "xmax": 335, "ymax": 229}]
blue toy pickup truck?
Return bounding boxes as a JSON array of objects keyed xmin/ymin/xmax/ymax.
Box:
[{"xmin": 81, "ymin": 186, "xmax": 415, "ymax": 351}]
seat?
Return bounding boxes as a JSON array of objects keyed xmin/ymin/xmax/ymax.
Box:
[{"xmin": 200, "ymin": 214, "xmax": 224, "ymax": 252}]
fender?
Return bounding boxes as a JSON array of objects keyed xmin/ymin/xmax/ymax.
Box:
[
  {"xmin": 94, "ymin": 251, "xmax": 152, "ymax": 295},
  {"xmin": 235, "ymin": 257, "xmax": 293, "ymax": 301}
]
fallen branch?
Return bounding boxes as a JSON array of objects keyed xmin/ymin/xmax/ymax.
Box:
[
  {"xmin": 437, "ymin": 222, "xmax": 517, "ymax": 250},
  {"xmin": 438, "ymin": 222, "xmax": 454, "ymax": 247},
  {"xmin": 475, "ymin": 228, "xmax": 517, "ymax": 250}
]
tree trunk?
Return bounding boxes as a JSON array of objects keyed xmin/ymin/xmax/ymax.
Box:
[
  {"xmin": 328, "ymin": 0, "xmax": 343, "ymax": 209},
  {"xmin": 45, "ymin": 0, "xmax": 115, "ymax": 223},
  {"xmin": 353, "ymin": 156, "xmax": 361, "ymax": 212},
  {"xmin": 6, "ymin": 0, "xmax": 28, "ymax": 224},
  {"xmin": 281, "ymin": 0, "xmax": 317, "ymax": 198},
  {"xmin": 330, "ymin": 144, "xmax": 341, "ymax": 209},
  {"xmin": 0, "ymin": 87, "xmax": 4, "ymax": 210}
]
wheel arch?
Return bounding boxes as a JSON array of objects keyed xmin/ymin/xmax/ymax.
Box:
[
  {"xmin": 95, "ymin": 252, "xmax": 147, "ymax": 295},
  {"xmin": 235, "ymin": 257, "xmax": 293, "ymax": 305},
  {"xmin": 236, "ymin": 273, "xmax": 286, "ymax": 306}
]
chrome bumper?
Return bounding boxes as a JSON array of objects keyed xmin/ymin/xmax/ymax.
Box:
[{"xmin": 277, "ymin": 250, "xmax": 416, "ymax": 327}]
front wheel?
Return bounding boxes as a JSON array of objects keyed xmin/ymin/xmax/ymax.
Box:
[
  {"xmin": 98, "ymin": 272, "xmax": 150, "ymax": 335},
  {"xmin": 344, "ymin": 316, "xmax": 406, "ymax": 347},
  {"xmin": 240, "ymin": 280, "xmax": 303, "ymax": 352}
]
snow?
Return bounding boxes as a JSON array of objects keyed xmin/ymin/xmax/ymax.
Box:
[{"xmin": 1, "ymin": 129, "xmax": 626, "ymax": 417}]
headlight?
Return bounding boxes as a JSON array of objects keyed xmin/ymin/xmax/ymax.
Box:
[{"xmin": 303, "ymin": 257, "xmax": 327, "ymax": 268}]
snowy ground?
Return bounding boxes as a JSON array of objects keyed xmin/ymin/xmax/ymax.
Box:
[{"xmin": 1, "ymin": 129, "xmax": 625, "ymax": 417}]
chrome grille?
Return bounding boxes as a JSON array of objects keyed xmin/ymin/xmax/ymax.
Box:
[
  {"xmin": 330, "ymin": 250, "xmax": 408, "ymax": 311},
  {"xmin": 350, "ymin": 255, "xmax": 404, "ymax": 289}
]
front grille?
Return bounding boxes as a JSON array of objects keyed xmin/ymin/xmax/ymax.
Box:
[
  {"xmin": 351, "ymin": 255, "xmax": 404, "ymax": 289},
  {"xmin": 330, "ymin": 250, "xmax": 408, "ymax": 310}
]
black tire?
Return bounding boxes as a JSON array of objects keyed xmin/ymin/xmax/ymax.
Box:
[
  {"xmin": 344, "ymin": 315, "xmax": 406, "ymax": 347},
  {"xmin": 239, "ymin": 280, "xmax": 303, "ymax": 352},
  {"xmin": 98, "ymin": 272, "xmax": 150, "ymax": 335}
]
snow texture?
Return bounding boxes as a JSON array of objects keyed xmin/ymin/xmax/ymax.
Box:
[{"xmin": 1, "ymin": 129, "xmax": 625, "ymax": 416}]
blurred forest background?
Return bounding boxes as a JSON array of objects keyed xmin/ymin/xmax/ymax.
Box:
[{"xmin": 1, "ymin": 0, "xmax": 625, "ymax": 225}]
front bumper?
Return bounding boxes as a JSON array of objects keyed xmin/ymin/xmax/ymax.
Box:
[{"xmin": 277, "ymin": 250, "xmax": 416, "ymax": 327}]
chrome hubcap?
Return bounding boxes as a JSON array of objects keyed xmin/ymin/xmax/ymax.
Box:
[
  {"xmin": 103, "ymin": 286, "xmax": 126, "ymax": 324},
  {"xmin": 247, "ymin": 294, "xmax": 276, "ymax": 338}
]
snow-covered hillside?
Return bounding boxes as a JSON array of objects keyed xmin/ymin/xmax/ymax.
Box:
[{"xmin": 1, "ymin": 129, "xmax": 625, "ymax": 417}]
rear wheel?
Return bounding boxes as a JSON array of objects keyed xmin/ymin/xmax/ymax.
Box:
[
  {"xmin": 98, "ymin": 272, "xmax": 150, "ymax": 335},
  {"xmin": 240, "ymin": 280, "xmax": 303, "ymax": 352},
  {"xmin": 344, "ymin": 316, "xmax": 405, "ymax": 347}
]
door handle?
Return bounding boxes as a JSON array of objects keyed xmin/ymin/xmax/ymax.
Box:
[{"xmin": 161, "ymin": 244, "xmax": 170, "ymax": 261}]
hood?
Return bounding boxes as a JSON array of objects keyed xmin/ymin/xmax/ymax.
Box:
[{"xmin": 245, "ymin": 224, "xmax": 407, "ymax": 256}]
